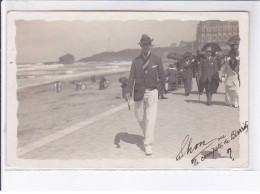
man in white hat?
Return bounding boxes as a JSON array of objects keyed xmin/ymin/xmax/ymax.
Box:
[{"xmin": 125, "ymin": 34, "xmax": 166, "ymax": 155}]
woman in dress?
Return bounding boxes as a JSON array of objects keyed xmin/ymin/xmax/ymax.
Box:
[
  {"xmin": 219, "ymin": 49, "xmax": 240, "ymax": 108},
  {"xmin": 165, "ymin": 63, "xmax": 179, "ymax": 92}
]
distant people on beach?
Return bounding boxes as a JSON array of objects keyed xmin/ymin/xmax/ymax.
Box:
[
  {"xmin": 119, "ymin": 77, "xmax": 128, "ymax": 98},
  {"xmin": 81, "ymin": 82, "xmax": 88, "ymax": 90},
  {"xmin": 75, "ymin": 81, "xmax": 81, "ymax": 90},
  {"xmin": 99, "ymin": 76, "xmax": 109, "ymax": 90},
  {"xmin": 91, "ymin": 75, "xmax": 96, "ymax": 83},
  {"xmin": 76, "ymin": 81, "xmax": 84, "ymax": 90},
  {"xmin": 75, "ymin": 81, "xmax": 90, "ymax": 91},
  {"xmin": 54, "ymin": 81, "xmax": 62, "ymax": 93}
]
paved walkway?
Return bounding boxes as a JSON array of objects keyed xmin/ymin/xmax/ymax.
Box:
[{"xmin": 19, "ymin": 79, "xmax": 241, "ymax": 161}]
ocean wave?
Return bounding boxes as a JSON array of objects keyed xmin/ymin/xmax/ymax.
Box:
[
  {"xmin": 108, "ymin": 61, "xmax": 131, "ymax": 66},
  {"xmin": 17, "ymin": 61, "xmax": 130, "ymax": 83},
  {"xmin": 18, "ymin": 64, "xmax": 64, "ymax": 71},
  {"xmin": 95, "ymin": 65, "xmax": 119, "ymax": 69}
]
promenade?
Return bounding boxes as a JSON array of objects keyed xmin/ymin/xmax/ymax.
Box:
[{"xmin": 18, "ymin": 79, "xmax": 241, "ymax": 161}]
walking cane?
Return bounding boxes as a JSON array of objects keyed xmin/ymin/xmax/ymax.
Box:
[
  {"xmin": 196, "ymin": 74, "xmax": 200, "ymax": 103},
  {"xmin": 127, "ymin": 100, "xmax": 131, "ymax": 110}
]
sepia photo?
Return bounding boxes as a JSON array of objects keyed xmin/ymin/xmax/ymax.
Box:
[{"xmin": 5, "ymin": 11, "xmax": 249, "ymax": 169}]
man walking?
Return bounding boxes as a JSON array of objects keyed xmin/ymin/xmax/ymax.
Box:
[
  {"xmin": 182, "ymin": 52, "xmax": 193, "ymax": 96},
  {"xmin": 125, "ymin": 34, "xmax": 166, "ymax": 155},
  {"xmin": 198, "ymin": 46, "xmax": 219, "ymax": 106}
]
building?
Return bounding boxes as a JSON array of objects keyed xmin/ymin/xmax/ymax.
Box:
[
  {"xmin": 59, "ymin": 54, "xmax": 75, "ymax": 64},
  {"xmin": 178, "ymin": 41, "xmax": 197, "ymax": 54},
  {"xmin": 179, "ymin": 41, "xmax": 192, "ymax": 48},
  {"xmin": 196, "ymin": 20, "xmax": 239, "ymax": 51}
]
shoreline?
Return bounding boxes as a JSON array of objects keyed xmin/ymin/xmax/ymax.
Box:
[{"xmin": 17, "ymin": 67, "xmax": 130, "ymax": 90}]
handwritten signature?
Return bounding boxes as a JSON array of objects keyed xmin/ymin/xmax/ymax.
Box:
[
  {"xmin": 176, "ymin": 135, "xmax": 219, "ymax": 161},
  {"xmin": 176, "ymin": 121, "xmax": 248, "ymax": 167}
]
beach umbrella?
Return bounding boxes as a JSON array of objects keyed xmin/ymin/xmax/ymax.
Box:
[
  {"xmin": 167, "ymin": 52, "xmax": 183, "ymax": 60},
  {"xmin": 201, "ymin": 43, "xmax": 221, "ymax": 53},
  {"xmin": 227, "ymin": 35, "xmax": 240, "ymax": 46}
]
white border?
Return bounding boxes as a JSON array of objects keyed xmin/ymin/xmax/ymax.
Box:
[
  {"xmin": 5, "ymin": 11, "xmax": 249, "ymax": 169},
  {"xmin": 1, "ymin": 0, "xmax": 260, "ymax": 190}
]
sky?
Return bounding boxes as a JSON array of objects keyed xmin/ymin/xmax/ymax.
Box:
[{"xmin": 15, "ymin": 20, "xmax": 199, "ymax": 63}]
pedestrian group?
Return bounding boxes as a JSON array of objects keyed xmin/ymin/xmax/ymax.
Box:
[{"xmin": 125, "ymin": 34, "xmax": 240, "ymax": 155}]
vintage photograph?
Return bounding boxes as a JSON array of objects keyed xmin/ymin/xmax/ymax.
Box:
[{"xmin": 6, "ymin": 12, "xmax": 249, "ymax": 169}]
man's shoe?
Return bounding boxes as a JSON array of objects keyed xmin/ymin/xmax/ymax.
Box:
[{"xmin": 145, "ymin": 146, "xmax": 153, "ymax": 155}]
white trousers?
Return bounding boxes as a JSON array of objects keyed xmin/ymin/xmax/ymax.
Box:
[{"xmin": 135, "ymin": 89, "xmax": 158, "ymax": 147}]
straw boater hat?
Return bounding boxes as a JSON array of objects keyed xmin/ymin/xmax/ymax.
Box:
[{"xmin": 138, "ymin": 34, "xmax": 154, "ymax": 46}]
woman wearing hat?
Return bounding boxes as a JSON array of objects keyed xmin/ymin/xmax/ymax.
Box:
[
  {"xmin": 181, "ymin": 52, "xmax": 193, "ymax": 96},
  {"xmin": 219, "ymin": 49, "xmax": 240, "ymax": 108},
  {"xmin": 198, "ymin": 46, "xmax": 219, "ymax": 106},
  {"xmin": 165, "ymin": 63, "xmax": 179, "ymax": 92}
]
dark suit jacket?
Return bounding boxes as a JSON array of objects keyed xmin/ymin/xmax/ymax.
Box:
[
  {"xmin": 166, "ymin": 68, "xmax": 178, "ymax": 84},
  {"xmin": 181, "ymin": 60, "xmax": 193, "ymax": 80},
  {"xmin": 126, "ymin": 52, "xmax": 166, "ymax": 101},
  {"xmin": 199, "ymin": 56, "xmax": 219, "ymax": 83}
]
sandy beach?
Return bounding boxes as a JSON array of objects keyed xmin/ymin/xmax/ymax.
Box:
[{"xmin": 17, "ymin": 69, "xmax": 131, "ymax": 148}]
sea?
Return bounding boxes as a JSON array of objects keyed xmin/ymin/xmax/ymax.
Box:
[{"xmin": 17, "ymin": 61, "xmax": 131, "ymax": 89}]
